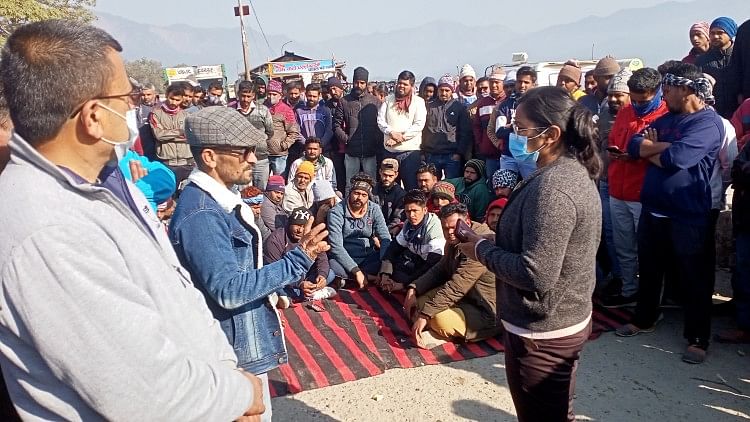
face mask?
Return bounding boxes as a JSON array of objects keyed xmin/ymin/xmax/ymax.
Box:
[
  {"xmin": 98, "ymin": 103, "xmax": 138, "ymax": 160},
  {"xmin": 631, "ymin": 86, "xmax": 663, "ymax": 117},
  {"xmin": 509, "ymin": 129, "xmax": 548, "ymax": 163}
]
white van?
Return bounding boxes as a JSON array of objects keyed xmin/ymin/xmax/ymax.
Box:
[{"xmin": 487, "ymin": 56, "xmax": 644, "ymax": 87}]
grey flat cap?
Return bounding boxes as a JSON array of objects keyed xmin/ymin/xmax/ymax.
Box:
[{"xmin": 185, "ymin": 106, "xmax": 266, "ymax": 148}]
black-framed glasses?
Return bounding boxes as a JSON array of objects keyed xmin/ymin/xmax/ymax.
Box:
[
  {"xmin": 206, "ymin": 145, "xmax": 256, "ymax": 161},
  {"xmin": 69, "ymin": 86, "xmax": 142, "ymax": 118}
]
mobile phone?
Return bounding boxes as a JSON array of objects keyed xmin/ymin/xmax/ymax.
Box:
[
  {"xmin": 606, "ymin": 146, "xmax": 624, "ymax": 154},
  {"xmin": 455, "ymin": 218, "xmax": 474, "ymax": 242}
]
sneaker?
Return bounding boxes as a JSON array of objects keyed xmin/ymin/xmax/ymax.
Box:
[
  {"xmin": 682, "ymin": 344, "xmax": 707, "ymax": 364},
  {"xmin": 615, "ymin": 314, "xmax": 664, "ymax": 337},
  {"xmin": 602, "ymin": 294, "xmax": 637, "ymax": 308},
  {"xmin": 310, "ymin": 287, "xmax": 337, "ymax": 301}
]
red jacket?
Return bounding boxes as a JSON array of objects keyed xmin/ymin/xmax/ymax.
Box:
[
  {"xmin": 472, "ymin": 95, "xmax": 505, "ymax": 158},
  {"xmin": 731, "ymin": 98, "xmax": 750, "ymax": 151},
  {"xmin": 607, "ymin": 102, "xmax": 669, "ymax": 202}
]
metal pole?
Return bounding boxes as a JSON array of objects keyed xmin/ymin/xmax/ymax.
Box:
[
  {"xmin": 281, "ymin": 41, "xmax": 292, "ymax": 56},
  {"xmin": 238, "ymin": 0, "xmax": 251, "ymax": 81}
]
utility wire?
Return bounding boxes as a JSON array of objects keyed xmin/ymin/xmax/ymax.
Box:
[{"xmin": 247, "ymin": 0, "xmax": 273, "ymax": 57}]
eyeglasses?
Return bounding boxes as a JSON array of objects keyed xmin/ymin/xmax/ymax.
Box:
[
  {"xmin": 206, "ymin": 145, "xmax": 256, "ymax": 161},
  {"xmin": 69, "ymin": 85, "xmax": 142, "ymax": 118},
  {"xmin": 512, "ymin": 123, "xmax": 548, "ymax": 134}
]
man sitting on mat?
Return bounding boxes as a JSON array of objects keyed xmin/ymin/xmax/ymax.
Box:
[
  {"xmin": 327, "ymin": 173, "xmax": 392, "ymax": 289},
  {"xmin": 403, "ymin": 203, "xmax": 500, "ymax": 348},
  {"xmin": 379, "ymin": 189, "xmax": 445, "ymax": 292}
]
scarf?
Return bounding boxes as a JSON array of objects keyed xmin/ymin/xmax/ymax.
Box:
[
  {"xmin": 662, "ymin": 73, "xmax": 713, "ymax": 102},
  {"xmin": 632, "ymin": 86, "xmax": 664, "ymax": 118},
  {"xmin": 160, "ymin": 102, "xmax": 180, "ymax": 116},
  {"xmin": 395, "ymin": 90, "xmax": 413, "ymax": 114},
  {"xmin": 402, "ymin": 212, "xmax": 431, "ymax": 255}
]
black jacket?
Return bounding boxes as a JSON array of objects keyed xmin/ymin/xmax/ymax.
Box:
[
  {"xmin": 728, "ymin": 19, "xmax": 750, "ymax": 108},
  {"xmin": 732, "ymin": 143, "xmax": 750, "ymax": 234},
  {"xmin": 373, "ymin": 183, "xmax": 406, "ymax": 235},
  {"xmin": 696, "ymin": 44, "xmax": 735, "ymax": 118},
  {"xmin": 421, "ymin": 99, "xmax": 472, "ymax": 155},
  {"xmin": 334, "ymin": 92, "xmax": 382, "ymax": 158}
]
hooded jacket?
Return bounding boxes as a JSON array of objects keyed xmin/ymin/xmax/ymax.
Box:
[
  {"xmin": 422, "ymin": 98, "xmax": 473, "ymax": 156},
  {"xmin": 254, "ymin": 75, "xmax": 270, "ymax": 104},
  {"xmin": 334, "ymin": 91, "xmax": 382, "ymax": 158},
  {"xmin": 419, "ymin": 77, "xmax": 438, "ymax": 103}
]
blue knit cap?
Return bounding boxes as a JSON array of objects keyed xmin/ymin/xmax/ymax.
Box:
[{"xmin": 710, "ymin": 17, "xmax": 738, "ymax": 39}]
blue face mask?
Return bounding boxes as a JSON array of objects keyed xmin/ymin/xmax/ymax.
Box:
[
  {"xmin": 631, "ymin": 86, "xmax": 663, "ymax": 117},
  {"xmin": 509, "ymin": 129, "xmax": 548, "ymax": 163}
]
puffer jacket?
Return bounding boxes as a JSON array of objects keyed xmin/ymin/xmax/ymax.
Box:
[
  {"xmin": 334, "ymin": 91, "xmax": 382, "ymax": 158},
  {"xmin": 696, "ymin": 44, "xmax": 735, "ymax": 118},
  {"xmin": 266, "ymin": 100, "xmax": 301, "ymax": 157},
  {"xmin": 607, "ymin": 102, "xmax": 669, "ymax": 202},
  {"xmin": 422, "ymin": 98, "xmax": 472, "ymax": 156}
]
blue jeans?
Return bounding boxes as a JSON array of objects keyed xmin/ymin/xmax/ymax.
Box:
[
  {"xmin": 385, "ymin": 150, "xmax": 422, "ymax": 190},
  {"xmin": 329, "ymin": 252, "xmax": 381, "ymax": 278},
  {"xmin": 598, "ymin": 181, "xmax": 621, "ymax": 281},
  {"xmin": 252, "ymin": 158, "xmax": 270, "ymax": 191},
  {"xmin": 610, "ymin": 196, "xmax": 641, "ymax": 296},
  {"xmin": 424, "ymin": 153, "xmax": 462, "ymax": 180},
  {"xmin": 734, "ymin": 232, "xmax": 750, "ymax": 330},
  {"xmin": 268, "ymin": 155, "xmax": 287, "ymax": 178},
  {"xmin": 500, "ymin": 154, "xmax": 536, "ymax": 179},
  {"xmin": 344, "ymin": 154, "xmax": 377, "ymax": 191}
]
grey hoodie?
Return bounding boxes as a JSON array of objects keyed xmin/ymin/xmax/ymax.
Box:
[{"xmin": 0, "ymin": 134, "xmax": 253, "ymax": 421}]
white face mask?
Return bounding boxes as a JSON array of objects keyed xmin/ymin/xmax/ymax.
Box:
[{"xmin": 98, "ymin": 103, "xmax": 138, "ymax": 160}]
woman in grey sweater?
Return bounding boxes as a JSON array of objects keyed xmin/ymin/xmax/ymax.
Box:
[{"xmin": 459, "ymin": 86, "xmax": 602, "ymax": 422}]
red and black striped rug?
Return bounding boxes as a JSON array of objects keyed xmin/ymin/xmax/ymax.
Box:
[{"xmin": 268, "ymin": 287, "xmax": 631, "ymax": 397}]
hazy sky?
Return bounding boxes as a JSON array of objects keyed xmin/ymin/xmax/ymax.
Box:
[{"xmin": 95, "ymin": 0, "xmax": 695, "ymax": 43}]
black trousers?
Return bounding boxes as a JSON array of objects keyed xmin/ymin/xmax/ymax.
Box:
[
  {"xmin": 632, "ymin": 212, "xmax": 715, "ymax": 346},
  {"xmin": 504, "ymin": 322, "xmax": 591, "ymax": 422}
]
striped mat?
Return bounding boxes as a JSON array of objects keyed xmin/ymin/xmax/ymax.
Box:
[{"xmin": 268, "ymin": 287, "xmax": 631, "ymax": 397}]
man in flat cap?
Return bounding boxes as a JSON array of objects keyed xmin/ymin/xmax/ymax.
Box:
[{"xmin": 169, "ymin": 106, "xmax": 330, "ymax": 421}]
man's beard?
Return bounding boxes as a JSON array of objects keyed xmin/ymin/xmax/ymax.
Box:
[
  {"xmin": 608, "ymin": 103, "xmax": 621, "ymax": 115},
  {"xmin": 351, "ymin": 87, "xmax": 363, "ymax": 97},
  {"xmin": 350, "ymin": 199, "xmax": 364, "ymax": 209}
]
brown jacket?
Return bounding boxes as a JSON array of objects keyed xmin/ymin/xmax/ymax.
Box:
[
  {"xmin": 149, "ymin": 107, "xmax": 192, "ymax": 162},
  {"xmin": 267, "ymin": 113, "xmax": 301, "ymax": 157},
  {"xmin": 412, "ymin": 221, "xmax": 497, "ymax": 340}
]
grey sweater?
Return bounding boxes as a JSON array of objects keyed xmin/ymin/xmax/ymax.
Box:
[
  {"xmin": 476, "ymin": 155, "xmax": 601, "ymax": 332},
  {"xmin": 0, "ymin": 135, "xmax": 252, "ymax": 421}
]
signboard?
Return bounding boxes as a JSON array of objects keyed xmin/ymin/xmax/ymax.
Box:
[
  {"xmin": 234, "ymin": 5, "xmax": 250, "ymax": 16},
  {"xmin": 195, "ymin": 65, "xmax": 224, "ymax": 79},
  {"xmin": 268, "ymin": 59, "xmax": 335, "ymax": 76},
  {"xmin": 165, "ymin": 66, "xmax": 195, "ymax": 82}
]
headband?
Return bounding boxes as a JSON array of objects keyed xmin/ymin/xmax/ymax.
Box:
[
  {"xmin": 350, "ymin": 180, "xmax": 372, "ymax": 196},
  {"xmin": 662, "ymin": 73, "xmax": 713, "ymax": 102}
]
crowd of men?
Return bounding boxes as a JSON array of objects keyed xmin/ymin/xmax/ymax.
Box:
[{"xmin": 0, "ymin": 13, "xmax": 749, "ymax": 420}]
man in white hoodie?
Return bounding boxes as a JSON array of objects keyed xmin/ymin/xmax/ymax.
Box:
[{"xmin": 377, "ymin": 70, "xmax": 427, "ymax": 190}]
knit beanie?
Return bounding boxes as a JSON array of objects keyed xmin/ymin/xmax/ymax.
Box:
[
  {"xmin": 459, "ymin": 64, "xmax": 476, "ymax": 80},
  {"xmin": 465, "ymin": 159, "xmax": 486, "ymax": 179},
  {"xmin": 312, "ymin": 180, "xmax": 336, "ymax": 202},
  {"xmin": 431, "ymin": 181, "xmax": 456, "ymax": 201},
  {"xmin": 710, "ymin": 17, "xmax": 738, "ymax": 39},
  {"xmin": 438, "ymin": 75, "xmax": 454, "ymax": 90},
  {"xmin": 593, "ymin": 56, "xmax": 620, "ymax": 77},
  {"xmin": 267, "ymin": 80, "xmax": 283, "ymax": 94},
  {"xmin": 607, "ymin": 68, "xmax": 633, "ymax": 94},
  {"xmin": 689, "ymin": 21, "xmax": 710, "ymax": 40},
  {"xmin": 327, "ymin": 76, "xmax": 344, "ymax": 90},
  {"xmin": 489, "ymin": 67, "xmax": 506, "ymax": 81},
  {"xmin": 266, "ymin": 175, "xmax": 285, "ymax": 192},
  {"xmin": 288, "ymin": 207, "xmax": 312, "ymax": 226},
  {"xmin": 297, "ymin": 161, "xmax": 315, "ymax": 178},
  {"xmin": 353, "ymin": 66, "xmax": 369, "ymax": 82},
  {"xmin": 559, "ymin": 60, "xmax": 582, "ymax": 84},
  {"xmin": 491, "ymin": 169, "xmax": 519, "ymax": 190}
]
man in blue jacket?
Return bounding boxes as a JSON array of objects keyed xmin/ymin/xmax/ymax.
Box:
[
  {"xmin": 169, "ymin": 107, "xmax": 330, "ymax": 421},
  {"xmin": 617, "ymin": 62, "xmax": 723, "ymax": 364}
]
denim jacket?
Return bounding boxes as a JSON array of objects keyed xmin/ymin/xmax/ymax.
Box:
[{"xmin": 169, "ymin": 176, "xmax": 313, "ymax": 374}]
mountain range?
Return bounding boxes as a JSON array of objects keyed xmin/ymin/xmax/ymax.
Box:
[{"xmin": 95, "ymin": 0, "xmax": 748, "ymax": 81}]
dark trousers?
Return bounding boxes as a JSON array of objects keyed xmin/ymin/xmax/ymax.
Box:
[
  {"xmin": 326, "ymin": 151, "xmax": 347, "ymax": 193},
  {"xmin": 734, "ymin": 231, "xmax": 750, "ymax": 330},
  {"xmin": 384, "ymin": 150, "xmax": 422, "ymax": 191},
  {"xmin": 632, "ymin": 212, "xmax": 714, "ymax": 346},
  {"xmin": 504, "ymin": 322, "xmax": 591, "ymax": 422}
]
